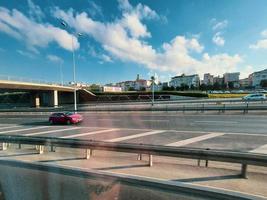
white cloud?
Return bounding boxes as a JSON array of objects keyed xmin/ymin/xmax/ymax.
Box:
[
  {"xmin": 47, "ymin": 54, "xmax": 63, "ymax": 63},
  {"xmin": 211, "ymin": 19, "xmax": 227, "ymax": 47},
  {"xmin": 53, "ymin": 3, "xmax": 241, "ymax": 77},
  {"xmin": 212, "ymin": 19, "xmax": 228, "ymax": 31},
  {"xmin": 212, "ymin": 32, "xmax": 225, "ymax": 46},
  {"xmin": 101, "ymin": 54, "xmax": 113, "ymax": 62},
  {"xmin": 0, "ymin": 7, "xmax": 79, "ymax": 52},
  {"xmin": 261, "ymin": 29, "xmax": 267, "ymax": 37},
  {"xmin": 88, "ymin": 1, "xmax": 103, "ymax": 17},
  {"xmin": 239, "ymin": 65, "xmax": 254, "ymax": 79},
  {"xmin": 16, "ymin": 49, "xmax": 35, "ymax": 58},
  {"xmin": 27, "ymin": 0, "xmax": 44, "ymax": 22},
  {"xmin": 250, "ymin": 39, "xmax": 267, "ymax": 49}
]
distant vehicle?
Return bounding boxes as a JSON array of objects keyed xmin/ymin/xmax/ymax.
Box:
[
  {"xmin": 255, "ymin": 89, "xmax": 267, "ymax": 93},
  {"xmin": 49, "ymin": 112, "xmax": 83, "ymax": 125},
  {"xmin": 242, "ymin": 93, "xmax": 266, "ymax": 101}
]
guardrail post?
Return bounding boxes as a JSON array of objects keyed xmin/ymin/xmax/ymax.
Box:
[
  {"xmin": 241, "ymin": 164, "xmax": 248, "ymax": 178},
  {"xmin": 50, "ymin": 145, "xmax": 55, "ymax": 152},
  {"xmin": 197, "ymin": 159, "xmax": 201, "ymax": 166},
  {"xmin": 39, "ymin": 145, "xmax": 44, "ymax": 154},
  {"xmin": 85, "ymin": 149, "xmax": 91, "ymax": 159},
  {"xmin": 201, "ymin": 104, "xmax": 204, "ymax": 113},
  {"xmin": 149, "ymin": 154, "xmax": 153, "ymax": 167},
  {"xmin": 137, "ymin": 154, "xmax": 143, "ymax": 160},
  {"xmin": 2, "ymin": 143, "xmax": 8, "ymax": 150},
  {"xmin": 205, "ymin": 160, "xmax": 209, "ymax": 167},
  {"xmin": 243, "ymin": 103, "xmax": 249, "ymax": 114}
]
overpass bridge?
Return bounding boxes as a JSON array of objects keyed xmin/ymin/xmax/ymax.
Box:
[{"xmin": 0, "ymin": 78, "xmax": 95, "ymax": 108}]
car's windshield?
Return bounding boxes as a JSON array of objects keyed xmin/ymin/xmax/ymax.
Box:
[{"xmin": 1, "ymin": 0, "xmax": 267, "ymax": 200}]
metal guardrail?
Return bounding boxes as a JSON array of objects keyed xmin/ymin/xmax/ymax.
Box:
[
  {"xmin": 1, "ymin": 102, "xmax": 267, "ymax": 113},
  {"xmin": 1, "ymin": 135, "xmax": 267, "ymax": 179},
  {"xmin": 0, "ymin": 159, "xmax": 264, "ymax": 200}
]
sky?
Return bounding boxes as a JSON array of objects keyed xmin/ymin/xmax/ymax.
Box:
[{"xmin": 1, "ymin": 0, "xmax": 267, "ymax": 84}]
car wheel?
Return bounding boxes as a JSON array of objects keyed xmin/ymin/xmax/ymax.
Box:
[
  {"xmin": 66, "ymin": 120, "xmax": 71, "ymax": 125},
  {"xmin": 49, "ymin": 120, "xmax": 54, "ymax": 125}
]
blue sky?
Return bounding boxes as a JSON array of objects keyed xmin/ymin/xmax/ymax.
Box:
[{"xmin": 1, "ymin": 0, "xmax": 267, "ymax": 84}]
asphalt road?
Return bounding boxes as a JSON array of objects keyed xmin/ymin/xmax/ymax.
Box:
[{"xmin": 0, "ymin": 112, "xmax": 267, "ymax": 153}]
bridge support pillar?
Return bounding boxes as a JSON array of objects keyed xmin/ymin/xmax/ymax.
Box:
[
  {"xmin": 53, "ymin": 90, "xmax": 58, "ymax": 107},
  {"xmin": 35, "ymin": 95, "xmax": 40, "ymax": 108}
]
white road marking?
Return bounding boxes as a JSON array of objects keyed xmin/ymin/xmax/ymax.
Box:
[
  {"xmin": 61, "ymin": 128, "xmax": 119, "ymax": 139},
  {"xmin": 107, "ymin": 130, "xmax": 165, "ymax": 142},
  {"xmin": 166, "ymin": 132, "xmax": 225, "ymax": 147},
  {"xmin": 139, "ymin": 119, "xmax": 169, "ymax": 122},
  {"xmin": 194, "ymin": 121, "xmax": 238, "ymax": 124},
  {"xmin": 0, "ymin": 126, "xmax": 49, "ymax": 134},
  {"xmin": 250, "ymin": 144, "xmax": 267, "ymax": 154},
  {"xmin": 25, "ymin": 127, "xmax": 81, "ymax": 136},
  {"xmin": 0, "ymin": 125, "xmax": 23, "ymax": 130}
]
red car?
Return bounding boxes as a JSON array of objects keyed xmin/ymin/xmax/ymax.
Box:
[{"xmin": 49, "ymin": 112, "xmax": 83, "ymax": 125}]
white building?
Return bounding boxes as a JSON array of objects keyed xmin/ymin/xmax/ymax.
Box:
[
  {"xmin": 203, "ymin": 73, "xmax": 214, "ymax": 85},
  {"xmin": 249, "ymin": 69, "xmax": 267, "ymax": 87},
  {"xmin": 102, "ymin": 86, "xmax": 122, "ymax": 92},
  {"xmin": 169, "ymin": 74, "xmax": 200, "ymax": 88},
  {"xmin": 223, "ymin": 72, "xmax": 240, "ymax": 83},
  {"xmin": 116, "ymin": 74, "xmax": 151, "ymax": 91}
]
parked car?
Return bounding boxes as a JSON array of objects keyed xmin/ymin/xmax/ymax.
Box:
[
  {"xmin": 242, "ymin": 93, "xmax": 266, "ymax": 101},
  {"xmin": 49, "ymin": 112, "xmax": 83, "ymax": 125}
]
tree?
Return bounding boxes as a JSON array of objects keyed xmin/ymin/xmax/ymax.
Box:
[
  {"xmin": 260, "ymin": 80, "xmax": 267, "ymax": 88},
  {"xmin": 128, "ymin": 87, "xmax": 135, "ymax": 91},
  {"xmin": 199, "ymin": 83, "xmax": 207, "ymax": 91}
]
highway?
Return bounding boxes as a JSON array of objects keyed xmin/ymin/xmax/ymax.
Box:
[{"xmin": 0, "ymin": 112, "xmax": 267, "ymax": 153}]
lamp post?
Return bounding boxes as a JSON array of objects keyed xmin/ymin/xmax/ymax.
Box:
[
  {"xmin": 60, "ymin": 21, "xmax": 82, "ymax": 113},
  {"xmin": 151, "ymin": 75, "xmax": 155, "ymax": 106}
]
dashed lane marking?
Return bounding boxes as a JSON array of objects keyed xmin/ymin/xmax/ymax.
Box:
[
  {"xmin": 106, "ymin": 130, "xmax": 165, "ymax": 142},
  {"xmin": 25, "ymin": 127, "xmax": 82, "ymax": 136},
  {"xmin": 250, "ymin": 144, "xmax": 267, "ymax": 154},
  {"xmin": 61, "ymin": 128, "xmax": 119, "ymax": 139},
  {"xmin": 166, "ymin": 132, "xmax": 225, "ymax": 147},
  {"xmin": 0, "ymin": 126, "xmax": 49, "ymax": 135}
]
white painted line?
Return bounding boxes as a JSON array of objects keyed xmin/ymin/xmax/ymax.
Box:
[
  {"xmin": 140, "ymin": 119, "xmax": 169, "ymax": 122},
  {"xmin": 78, "ymin": 125, "xmax": 267, "ymax": 137},
  {"xmin": 25, "ymin": 127, "xmax": 81, "ymax": 136},
  {"xmin": 0, "ymin": 125, "xmax": 23, "ymax": 130},
  {"xmin": 107, "ymin": 130, "xmax": 165, "ymax": 142},
  {"xmin": 194, "ymin": 121, "xmax": 238, "ymax": 124},
  {"xmin": 61, "ymin": 128, "xmax": 119, "ymax": 139},
  {"xmin": 0, "ymin": 126, "xmax": 49, "ymax": 134},
  {"xmin": 250, "ymin": 144, "xmax": 267, "ymax": 154},
  {"xmin": 166, "ymin": 132, "xmax": 225, "ymax": 147}
]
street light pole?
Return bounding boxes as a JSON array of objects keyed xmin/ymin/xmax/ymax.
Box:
[
  {"xmin": 71, "ymin": 35, "xmax": 77, "ymax": 113},
  {"xmin": 60, "ymin": 20, "xmax": 82, "ymax": 113},
  {"xmin": 151, "ymin": 75, "xmax": 155, "ymax": 106}
]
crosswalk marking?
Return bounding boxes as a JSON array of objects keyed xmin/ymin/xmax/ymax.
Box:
[
  {"xmin": 106, "ymin": 130, "xmax": 165, "ymax": 142},
  {"xmin": 25, "ymin": 127, "xmax": 81, "ymax": 136},
  {"xmin": 250, "ymin": 144, "xmax": 267, "ymax": 154},
  {"xmin": 166, "ymin": 132, "xmax": 225, "ymax": 147},
  {"xmin": 61, "ymin": 128, "xmax": 119, "ymax": 139},
  {"xmin": 0, "ymin": 126, "xmax": 49, "ymax": 134}
]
